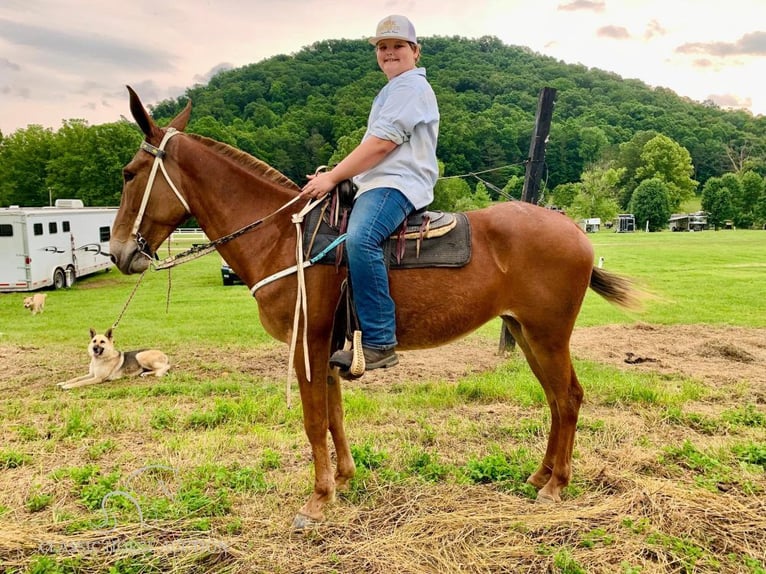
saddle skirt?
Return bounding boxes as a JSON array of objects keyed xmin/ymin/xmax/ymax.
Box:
[{"xmin": 302, "ymin": 196, "xmax": 472, "ymax": 269}]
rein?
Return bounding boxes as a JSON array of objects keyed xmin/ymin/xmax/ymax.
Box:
[{"xmin": 152, "ymin": 194, "xmax": 304, "ymax": 270}]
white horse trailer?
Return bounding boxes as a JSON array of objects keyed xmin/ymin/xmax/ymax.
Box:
[{"xmin": 0, "ymin": 200, "xmax": 116, "ymax": 292}]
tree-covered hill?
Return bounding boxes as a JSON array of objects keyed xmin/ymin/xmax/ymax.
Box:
[
  {"xmin": 2, "ymin": 35, "xmax": 765, "ymax": 223},
  {"xmin": 148, "ymin": 35, "xmax": 766, "ymax": 189}
]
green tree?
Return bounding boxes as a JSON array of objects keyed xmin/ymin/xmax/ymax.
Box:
[
  {"xmin": 629, "ymin": 178, "xmax": 671, "ymax": 232},
  {"xmin": 733, "ymin": 171, "xmax": 763, "ymax": 229},
  {"xmin": 549, "ymin": 182, "xmax": 580, "ymax": 210},
  {"xmin": 433, "ymin": 163, "xmax": 472, "ymax": 211},
  {"xmin": 0, "ymin": 125, "xmax": 55, "ymax": 206},
  {"xmin": 45, "ymin": 120, "xmax": 141, "ymax": 207},
  {"xmin": 454, "ymin": 181, "xmax": 492, "ymax": 211},
  {"xmin": 755, "ymin": 183, "xmax": 766, "ymax": 227},
  {"xmin": 613, "ymin": 130, "xmax": 658, "ymax": 208},
  {"xmin": 499, "ymin": 174, "xmax": 523, "ymax": 201},
  {"xmin": 634, "ymin": 134, "xmax": 698, "ymax": 210},
  {"xmin": 701, "ymin": 177, "xmax": 735, "ymax": 230},
  {"xmin": 567, "ymin": 165, "xmax": 623, "ymax": 222}
]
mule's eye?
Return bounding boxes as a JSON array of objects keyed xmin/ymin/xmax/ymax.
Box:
[{"xmin": 123, "ymin": 169, "xmax": 135, "ymax": 183}]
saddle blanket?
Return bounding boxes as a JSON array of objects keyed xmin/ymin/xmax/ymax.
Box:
[{"xmin": 302, "ymin": 207, "xmax": 472, "ymax": 269}]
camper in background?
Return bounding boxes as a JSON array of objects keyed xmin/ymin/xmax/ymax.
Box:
[{"xmin": 0, "ymin": 200, "xmax": 116, "ymax": 292}]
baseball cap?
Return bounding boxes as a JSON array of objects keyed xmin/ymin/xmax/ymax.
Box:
[{"xmin": 369, "ymin": 15, "xmax": 417, "ymax": 45}]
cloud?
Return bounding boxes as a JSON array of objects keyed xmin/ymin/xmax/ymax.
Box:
[
  {"xmin": 0, "ymin": 17, "xmax": 177, "ymax": 72},
  {"xmin": 193, "ymin": 63, "xmax": 234, "ymax": 85},
  {"xmin": 644, "ymin": 19, "xmax": 666, "ymax": 40},
  {"xmin": 557, "ymin": 0, "xmax": 605, "ymax": 12},
  {"xmin": 676, "ymin": 30, "xmax": 766, "ymax": 57},
  {"xmin": 707, "ymin": 92, "xmax": 752, "ymax": 110},
  {"xmin": 597, "ymin": 25, "xmax": 631, "ymax": 40},
  {"xmin": 0, "ymin": 57, "xmax": 20, "ymax": 71}
]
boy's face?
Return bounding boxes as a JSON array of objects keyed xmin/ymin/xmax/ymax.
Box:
[{"xmin": 375, "ymin": 39, "xmax": 419, "ymax": 79}]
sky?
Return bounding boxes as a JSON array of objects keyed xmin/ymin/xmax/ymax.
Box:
[{"xmin": 2, "ymin": 0, "xmax": 766, "ymax": 135}]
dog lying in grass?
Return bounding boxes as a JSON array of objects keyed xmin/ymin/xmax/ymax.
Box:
[
  {"xmin": 23, "ymin": 293, "xmax": 47, "ymax": 315},
  {"xmin": 58, "ymin": 328, "xmax": 170, "ymax": 390}
]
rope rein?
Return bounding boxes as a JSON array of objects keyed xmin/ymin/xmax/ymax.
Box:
[
  {"xmin": 111, "ymin": 270, "xmax": 147, "ymax": 330},
  {"xmin": 152, "ymin": 194, "xmax": 304, "ymax": 271}
]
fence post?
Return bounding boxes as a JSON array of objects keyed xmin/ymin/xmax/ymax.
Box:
[{"xmin": 499, "ymin": 87, "xmax": 557, "ymax": 354}]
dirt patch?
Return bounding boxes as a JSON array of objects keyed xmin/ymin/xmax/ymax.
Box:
[
  {"xmin": 2, "ymin": 324, "xmax": 765, "ymax": 394},
  {"xmin": 173, "ymin": 324, "xmax": 766, "ymax": 394},
  {"xmin": 343, "ymin": 323, "xmax": 766, "ymax": 391},
  {"xmin": 570, "ymin": 323, "xmax": 766, "ymax": 390}
]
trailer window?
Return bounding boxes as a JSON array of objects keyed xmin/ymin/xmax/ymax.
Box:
[
  {"xmin": 63, "ymin": 221, "xmax": 71, "ymax": 232},
  {"xmin": 33, "ymin": 223, "xmax": 43, "ymax": 236},
  {"xmin": 0, "ymin": 224, "xmax": 12, "ymax": 237},
  {"xmin": 99, "ymin": 227, "xmax": 111, "ymax": 242},
  {"xmin": 49, "ymin": 222, "xmax": 58, "ymax": 234}
]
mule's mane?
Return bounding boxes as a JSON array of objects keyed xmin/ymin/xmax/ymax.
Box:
[{"xmin": 186, "ymin": 133, "xmax": 301, "ymax": 192}]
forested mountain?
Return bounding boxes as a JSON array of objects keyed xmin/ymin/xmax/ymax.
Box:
[
  {"xmin": 147, "ymin": 35, "xmax": 766, "ymax": 187},
  {"xmin": 2, "ymin": 36, "xmax": 765, "ymax": 226}
]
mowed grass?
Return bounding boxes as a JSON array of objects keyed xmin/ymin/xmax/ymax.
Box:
[
  {"xmin": 0, "ymin": 230, "xmax": 764, "ymax": 574},
  {"xmin": 578, "ymin": 229, "xmax": 766, "ymax": 327}
]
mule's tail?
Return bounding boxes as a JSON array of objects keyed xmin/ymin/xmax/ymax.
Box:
[{"xmin": 589, "ymin": 267, "xmax": 643, "ymax": 310}]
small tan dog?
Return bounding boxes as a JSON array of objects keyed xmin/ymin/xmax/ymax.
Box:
[
  {"xmin": 23, "ymin": 293, "xmax": 47, "ymax": 315},
  {"xmin": 58, "ymin": 328, "xmax": 170, "ymax": 390}
]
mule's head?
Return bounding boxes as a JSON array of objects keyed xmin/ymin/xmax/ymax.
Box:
[{"xmin": 109, "ymin": 86, "xmax": 193, "ymax": 274}]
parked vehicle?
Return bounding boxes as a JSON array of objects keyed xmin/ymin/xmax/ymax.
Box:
[
  {"xmin": 0, "ymin": 200, "xmax": 116, "ymax": 292},
  {"xmin": 221, "ymin": 261, "xmax": 242, "ymax": 286}
]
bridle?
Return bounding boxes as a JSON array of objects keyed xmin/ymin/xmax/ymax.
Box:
[
  {"xmin": 129, "ymin": 128, "xmax": 308, "ymax": 269},
  {"xmin": 131, "ymin": 128, "xmax": 190, "ymax": 259}
]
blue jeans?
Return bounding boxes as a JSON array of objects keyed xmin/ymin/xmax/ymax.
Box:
[{"xmin": 346, "ymin": 187, "xmax": 414, "ymax": 350}]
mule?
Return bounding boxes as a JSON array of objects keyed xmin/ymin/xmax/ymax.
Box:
[{"xmin": 110, "ymin": 86, "xmax": 639, "ymax": 529}]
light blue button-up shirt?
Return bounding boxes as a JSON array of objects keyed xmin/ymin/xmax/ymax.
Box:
[{"xmin": 353, "ymin": 67, "xmax": 440, "ymax": 210}]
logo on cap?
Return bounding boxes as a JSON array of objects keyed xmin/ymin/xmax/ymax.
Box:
[{"xmin": 378, "ymin": 18, "xmax": 401, "ymax": 36}]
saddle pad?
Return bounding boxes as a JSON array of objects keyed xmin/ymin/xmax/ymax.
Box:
[{"xmin": 303, "ymin": 208, "xmax": 471, "ymax": 269}]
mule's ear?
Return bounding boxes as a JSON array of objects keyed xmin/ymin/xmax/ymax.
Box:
[
  {"xmin": 127, "ymin": 85, "xmax": 160, "ymax": 139},
  {"xmin": 168, "ymin": 98, "xmax": 192, "ymax": 132},
  {"xmin": 89, "ymin": 328, "xmax": 96, "ymax": 338}
]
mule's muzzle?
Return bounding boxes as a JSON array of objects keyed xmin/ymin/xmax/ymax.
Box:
[{"xmin": 109, "ymin": 239, "xmax": 152, "ymax": 274}]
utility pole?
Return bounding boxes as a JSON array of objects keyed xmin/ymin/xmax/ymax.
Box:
[{"xmin": 498, "ymin": 87, "xmax": 557, "ymax": 354}]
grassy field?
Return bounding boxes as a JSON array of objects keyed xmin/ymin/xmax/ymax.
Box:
[{"xmin": 0, "ymin": 229, "xmax": 764, "ymax": 573}]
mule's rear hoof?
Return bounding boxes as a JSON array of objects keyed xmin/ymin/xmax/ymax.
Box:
[{"xmin": 291, "ymin": 512, "xmax": 320, "ymax": 532}]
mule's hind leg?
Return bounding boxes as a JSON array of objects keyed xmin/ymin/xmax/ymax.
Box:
[
  {"xmin": 327, "ymin": 368, "xmax": 355, "ymax": 491},
  {"xmin": 502, "ymin": 317, "xmax": 583, "ymax": 502}
]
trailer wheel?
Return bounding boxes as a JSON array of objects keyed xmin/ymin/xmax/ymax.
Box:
[
  {"xmin": 53, "ymin": 268, "xmax": 67, "ymax": 289},
  {"xmin": 66, "ymin": 265, "xmax": 76, "ymax": 287}
]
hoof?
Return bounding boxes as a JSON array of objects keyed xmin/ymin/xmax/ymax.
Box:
[
  {"xmin": 535, "ymin": 490, "xmax": 560, "ymax": 504},
  {"xmin": 291, "ymin": 512, "xmax": 320, "ymax": 532}
]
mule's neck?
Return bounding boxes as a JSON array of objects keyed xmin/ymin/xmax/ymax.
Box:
[{"xmin": 175, "ymin": 136, "xmax": 304, "ymax": 285}]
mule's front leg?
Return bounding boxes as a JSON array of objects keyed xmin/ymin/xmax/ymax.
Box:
[{"xmin": 292, "ymin": 367, "xmax": 335, "ymax": 530}]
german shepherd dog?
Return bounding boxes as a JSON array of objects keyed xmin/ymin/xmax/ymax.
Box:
[{"xmin": 58, "ymin": 328, "xmax": 170, "ymax": 390}]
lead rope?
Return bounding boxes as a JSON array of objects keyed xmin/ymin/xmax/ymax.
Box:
[
  {"xmin": 283, "ymin": 195, "xmax": 328, "ymax": 408},
  {"xmin": 165, "ymin": 240, "xmax": 172, "ymax": 314},
  {"xmin": 111, "ymin": 270, "xmax": 147, "ymax": 330}
]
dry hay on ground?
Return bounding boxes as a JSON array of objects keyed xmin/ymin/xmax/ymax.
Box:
[{"xmin": 0, "ymin": 323, "xmax": 764, "ymax": 573}]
